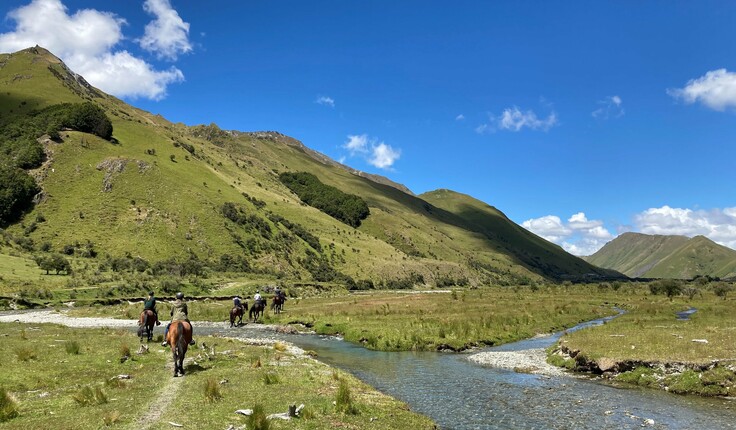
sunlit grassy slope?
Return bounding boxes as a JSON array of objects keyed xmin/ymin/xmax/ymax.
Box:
[
  {"xmin": 586, "ymin": 232, "xmax": 736, "ymax": 279},
  {"xmin": 0, "ymin": 46, "xmax": 620, "ymax": 285}
]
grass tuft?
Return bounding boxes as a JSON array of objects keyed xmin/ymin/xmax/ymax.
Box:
[
  {"xmin": 65, "ymin": 340, "xmax": 81, "ymax": 355},
  {"xmin": 15, "ymin": 346, "xmax": 36, "ymax": 362},
  {"xmin": 72, "ymin": 386, "xmax": 108, "ymax": 406},
  {"xmin": 102, "ymin": 410, "xmax": 120, "ymax": 426},
  {"xmin": 335, "ymin": 379, "xmax": 359, "ymax": 415},
  {"xmin": 119, "ymin": 343, "xmax": 130, "ymax": 360},
  {"xmin": 262, "ymin": 371, "xmax": 280, "ymax": 385},
  {"xmin": 203, "ymin": 378, "xmax": 223, "ymax": 402},
  {"xmin": 0, "ymin": 388, "xmax": 20, "ymax": 422},
  {"xmin": 273, "ymin": 341, "xmax": 287, "ymax": 352},
  {"xmin": 246, "ymin": 404, "xmax": 270, "ymax": 430}
]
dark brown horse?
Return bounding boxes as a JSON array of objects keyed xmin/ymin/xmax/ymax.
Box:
[
  {"xmin": 165, "ymin": 320, "xmax": 192, "ymax": 377},
  {"xmin": 137, "ymin": 309, "xmax": 155, "ymax": 342},
  {"xmin": 271, "ymin": 294, "xmax": 285, "ymax": 314},
  {"xmin": 229, "ymin": 302, "xmax": 247, "ymax": 327},
  {"xmin": 249, "ymin": 299, "xmax": 265, "ymax": 322}
]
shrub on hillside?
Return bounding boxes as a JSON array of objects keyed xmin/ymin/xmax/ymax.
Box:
[
  {"xmin": 0, "ymin": 163, "xmax": 40, "ymax": 226},
  {"xmin": 278, "ymin": 172, "xmax": 369, "ymax": 227}
]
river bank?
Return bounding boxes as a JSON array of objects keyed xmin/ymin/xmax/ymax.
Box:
[{"xmin": 0, "ymin": 310, "xmax": 436, "ymax": 429}]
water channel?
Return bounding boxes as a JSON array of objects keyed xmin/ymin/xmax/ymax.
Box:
[{"xmin": 201, "ymin": 312, "xmax": 736, "ymax": 430}]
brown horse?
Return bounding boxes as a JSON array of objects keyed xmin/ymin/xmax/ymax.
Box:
[
  {"xmin": 137, "ymin": 310, "xmax": 156, "ymax": 342},
  {"xmin": 165, "ymin": 320, "xmax": 192, "ymax": 377},
  {"xmin": 249, "ymin": 299, "xmax": 265, "ymax": 322},
  {"xmin": 229, "ymin": 302, "xmax": 247, "ymax": 327},
  {"xmin": 271, "ymin": 294, "xmax": 285, "ymax": 314}
]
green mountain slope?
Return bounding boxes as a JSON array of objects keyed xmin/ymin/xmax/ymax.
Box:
[
  {"xmin": 420, "ymin": 189, "xmax": 621, "ymax": 281},
  {"xmin": 585, "ymin": 232, "xmax": 736, "ymax": 279},
  {"xmin": 0, "ymin": 46, "xmax": 622, "ymax": 287}
]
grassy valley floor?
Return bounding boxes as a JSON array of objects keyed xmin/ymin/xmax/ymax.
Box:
[{"xmin": 0, "ymin": 322, "xmax": 435, "ymax": 429}]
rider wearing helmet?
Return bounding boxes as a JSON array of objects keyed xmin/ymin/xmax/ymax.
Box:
[
  {"xmin": 253, "ymin": 289, "xmax": 262, "ymax": 305},
  {"xmin": 233, "ymin": 295, "xmax": 243, "ymax": 312},
  {"xmin": 162, "ymin": 292, "xmax": 195, "ymax": 346},
  {"xmin": 143, "ymin": 291, "xmax": 161, "ymax": 325}
]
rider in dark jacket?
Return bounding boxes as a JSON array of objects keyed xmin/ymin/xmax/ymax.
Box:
[{"xmin": 143, "ymin": 291, "xmax": 160, "ymax": 325}]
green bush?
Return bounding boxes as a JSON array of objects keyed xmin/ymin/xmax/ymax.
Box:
[
  {"xmin": 278, "ymin": 172, "xmax": 369, "ymax": 227},
  {"xmin": 0, "ymin": 163, "xmax": 40, "ymax": 225}
]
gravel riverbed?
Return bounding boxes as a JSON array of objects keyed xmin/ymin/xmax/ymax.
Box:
[{"xmin": 467, "ymin": 348, "xmax": 566, "ymax": 376}]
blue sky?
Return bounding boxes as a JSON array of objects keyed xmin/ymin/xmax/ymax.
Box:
[{"xmin": 1, "ymin": 0, "xmax": 735, "ymax": 255}]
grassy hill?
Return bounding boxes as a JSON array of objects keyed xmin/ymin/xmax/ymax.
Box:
[
  {"xmin": 0, "ymin": 46, "xmax": 622, "ymax": 295},
  {"xmin": 585, "ymin": 232, "xmax": 736, "ymax": 279}
]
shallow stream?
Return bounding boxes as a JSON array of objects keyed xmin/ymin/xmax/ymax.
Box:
[{"xmin": 202, "ymin": 312, "xmax": 736, "ymax": 430}]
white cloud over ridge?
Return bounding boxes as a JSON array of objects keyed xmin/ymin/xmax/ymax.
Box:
[
  {"xmin": 139, "ymin": 0, "xmax": 193, "ymax": 60},
  {"xmin": 634, "ymin": 206, "xmax": 736, "ymax": 249},
  {"xmin": 0, "ymin": 0, "xmax": 188, "ymax": 100},
  {"xmin": 343, "ymin": 134, "xmax": 400, "ymax": 170},
  {"xmin": 522, "ymin": 206, "xmax": 736, "ymax": 257},
  {"xmin": 668, "ymin": 69, "xmax": 736, "ymax": 111},
  {"xmin": 316, "ymin": 96, "xmax": 335, "ymax": 107},
  {"xmin": 522, "ymin": 212, "xmax": 613, "ymax": 256},
  {"xmin": 476, "ymin": 106, "xmax": 558, "ymax": 134}
]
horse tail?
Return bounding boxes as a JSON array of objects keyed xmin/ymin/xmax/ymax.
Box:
[{"xmin": 175, "ymin": 322, "xmax": 186, "ymax": 356}]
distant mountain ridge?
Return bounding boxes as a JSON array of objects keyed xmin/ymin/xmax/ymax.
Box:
[
  {"xmin": 0, "ymin": 46, "xmax": 623, "ymax": 285},
  {"xmin": 585, "ymin": 232, "xmax": 736, "ymax": 279}
]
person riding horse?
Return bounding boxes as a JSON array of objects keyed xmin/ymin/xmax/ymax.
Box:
[
  {"xmin": 233, "ymin": 295, "xmax": 245, "ymax": 312},
  {"xmin": 143, "ymin": 291, "xmax": 160, "ymax": 326},
  {"xmin": 162, "ymin": 292, "xmax": 195, "ymax": 347}
]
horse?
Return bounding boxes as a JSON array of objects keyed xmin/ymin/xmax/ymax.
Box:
[
  {"xmin": 271, "ymin": 294, "xmax": 285, "ymax": 314},
  {"xmin": 249, "ymin": 299, "xmax": 265, "ymax": 322},
  {"xmin": 165, "ymin": 320, "xmax": 192, "ymax": 377},
  {"xmin": 229, "ymin": 302, "xmax": 248, "ymax": 327},
  {"xmin": 137, "ymin": 309, "xmax": 156, "ymax": 342}
]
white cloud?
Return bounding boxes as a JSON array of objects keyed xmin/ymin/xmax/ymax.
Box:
[
  {"xmin": 0, "ymin": 0, "xmax": 186, "ymax": 100},
  {"xmin": 316, "ymin": 96, "xmax": 335, "ymax": 107},
  {"xmin": 476, "ymin": 106, "xmax": 558, "ymax": 134},
  {"xmin": 634, "ymin": 206, "xmax": 736, "ymax": 249},
  {"xmin": 522, "ymin": 212, "xmax": 613, "ymax": 256},
  {"xmin": 369, "ymin": 143, "xmax": 400, "ymax": 169},
  {"xmin": 592, "ymin": 95, "xmax": 625, "ymax": 119},
  {"xmin": 342, "ymin": 134, "xmax": 400, "ymax": 170},
  {"xmin": 139, "ymin": 0, "xmax": 192, "ymax": 60},
  {"xmin": 668, "ymin": 69, "xmax": 736, "ymax": 111},
  {"xmin": 344, "ymin": 134, "xmax": 369, "ymax": 154},
  {"xmin": 455, "ymin": 114, "xmax": 465, "ymax": 121}
]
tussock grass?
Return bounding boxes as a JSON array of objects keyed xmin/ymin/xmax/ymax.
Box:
[
  {"xmin": 65, "ymin": 340, "xmax": 81, "ymax": 355},
  {"xmin": 336, "ymin": 379, "xmax": 359, "ymax": 415},
  {"xmin": 14, "ymin": 346, "xmax": 36, "ymax": 362},
  {"xmin": 262, "ymin": 371, "xmax": 280, "ymax": 385},
  {"xmin": 246, "ymin": 404, "xmax": 270, "ymax": 430},
  {"xmin": 102, "ymin": 410, "xmax": 121, "ymax": 426},
  {"xmin": 0, "ymin": 387, "xmax": 20, "ymax": 422},
  {"xmin": 72, "ymin": 386, "xmax": 108, "ymax": 406},
  {"xmin": 273, "ymin": 341, "xmax": 287, "ymax": 352},
  {"xmin": 203, "ymin": 378, "xmax": 223, "ymax": 402}
]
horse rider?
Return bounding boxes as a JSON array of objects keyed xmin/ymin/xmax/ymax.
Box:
[
  {"xmin": 233, "ymin": 295, "xmax": 244, "ymax": 312},
  {"xmin": 253, "ymin": 289, "xmax": 262, "ymax": 306},
  {"xmin": 162, "ymin": 292, "xmax": 195, "ymax": 346},
  {"xmin": 143, "ymin": 291, "xmax": 161, "ymax": 325}
]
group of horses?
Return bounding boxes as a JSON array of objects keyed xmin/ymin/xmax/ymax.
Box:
[
  {"xmin": 229, "ymin": 294, "xmax": 285, "ymax": 327},
  {"xmin": 137, "ymin": 293, "xmax": 286, "ymax": 377}
]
